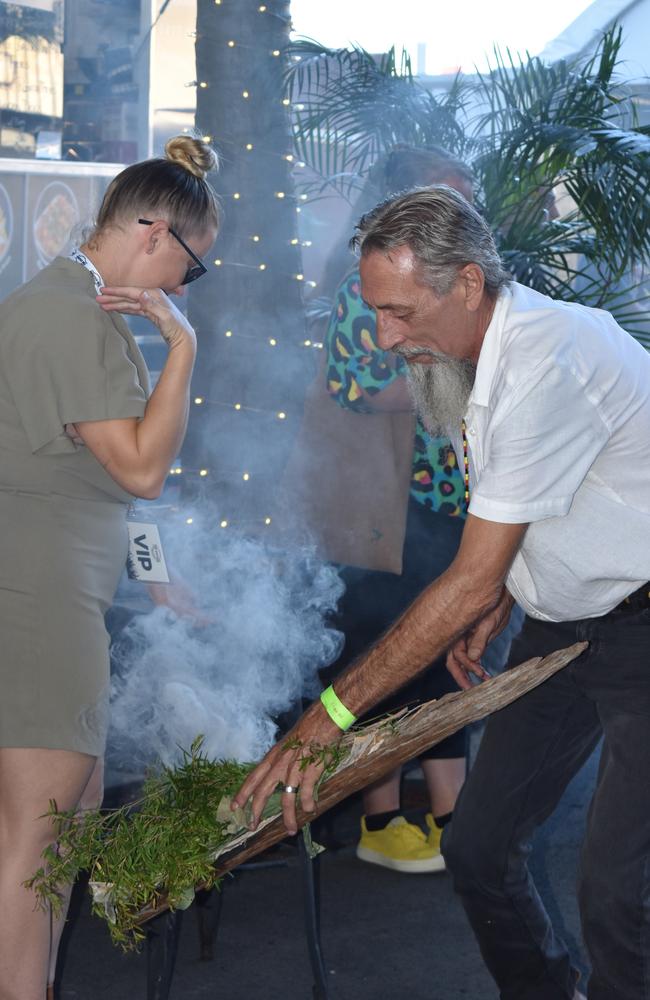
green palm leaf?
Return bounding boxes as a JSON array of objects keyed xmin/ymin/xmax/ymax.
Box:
[{"xmin": 285, "ymin": 24, "xmax": 650, "ymax": 345}]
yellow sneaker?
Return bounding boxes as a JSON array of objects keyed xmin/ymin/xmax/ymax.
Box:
[
  {"xmin": 356, "ymin": 815, "xmax": 446, "ymax": 873},
  {"xmin": 424, "ymin": 813, "xmax": 446, "ymax": 871}
]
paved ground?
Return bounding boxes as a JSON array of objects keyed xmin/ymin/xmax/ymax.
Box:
[{"xmin": 53, "ymin": 730, "xmax": 598, "ymax": 1000}]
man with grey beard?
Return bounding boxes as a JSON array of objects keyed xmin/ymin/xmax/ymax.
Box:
[
  {"xmin": 237, "ymin": 186, "xmax": 650, "ymax": 1000},
  {"xmin": 396, "ymin": 344, "xmax": 477, "ymax": 441}
]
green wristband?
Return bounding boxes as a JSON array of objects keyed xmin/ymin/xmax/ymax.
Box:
[{"xmin": 320, "ymin": 685, "xmax": 357, "ymax": 731}]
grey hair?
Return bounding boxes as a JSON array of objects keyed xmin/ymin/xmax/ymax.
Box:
[{"xmin": 351, "ymin": 186, "xmax": 510, "ymax": 298}]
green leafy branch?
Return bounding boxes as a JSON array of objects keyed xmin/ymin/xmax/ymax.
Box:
[
  {"xmin": 26, "ymin": 734, "xmax": 350, "ymax": 951},
  {"xmin": 26, "ymin": 739, "xmax": 254, "ymax": 949}
]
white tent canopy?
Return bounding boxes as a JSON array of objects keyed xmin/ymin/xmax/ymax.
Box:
[{"xmin": 539, "ymin": 0, "xmax": 650, "ymax": 78}]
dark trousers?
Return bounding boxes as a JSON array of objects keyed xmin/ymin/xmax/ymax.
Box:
[{"xmin": 442, "ymin": 608, "xmax": 650, "ymax": 1000}]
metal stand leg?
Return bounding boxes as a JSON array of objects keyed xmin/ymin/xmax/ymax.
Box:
[
  {"xmin": 298, "ymin": 836, "xmax": 330, "ymax": 1000},
  {"xmin": 146, "ymin": 909, "xmax": 183, "ymax": 1000},
  {"xmin": 194, "ymin": 886, "xmax": 224, "ymax": 961}
]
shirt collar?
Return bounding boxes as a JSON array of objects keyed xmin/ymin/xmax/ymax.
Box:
[
  {"xmin": 68, "ymin": 247, "xmax": 105, "ymax": 296},
  {"xmin": 467, "ymin": 285, "xmax": 512, "ymax": 408}
]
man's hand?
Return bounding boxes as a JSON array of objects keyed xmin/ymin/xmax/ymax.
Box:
[
  {"xmin": 233, "ymin": 700, "xmax": 342, "ymax": 835},
  {"xmin": 446, "ymin": 587, "xmax": 515, "ymax": 690}
]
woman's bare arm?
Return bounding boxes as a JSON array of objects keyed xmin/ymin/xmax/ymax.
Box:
[{"xmin": 75, "ymin": 286, "xmax": 196, "ymax": 499}]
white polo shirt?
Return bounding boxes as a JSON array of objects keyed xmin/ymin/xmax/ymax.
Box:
[{"xmin": 463, "ymin": 281, "xmax": 650, "ymax": 622}]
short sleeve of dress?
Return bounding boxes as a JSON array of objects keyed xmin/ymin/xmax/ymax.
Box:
[{"xmin": 3, "ymin": 290, "xmax": 147, "ymax": 455}]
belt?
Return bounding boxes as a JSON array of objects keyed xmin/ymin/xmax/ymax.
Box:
[{"xmin": 611, "ymin": 582, "xmax": 650, "ymax": 615}]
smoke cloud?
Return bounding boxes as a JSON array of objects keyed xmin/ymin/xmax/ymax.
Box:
[{"xmin": 108, "ymin": 511, "xmax": 344, "ymax": 768}]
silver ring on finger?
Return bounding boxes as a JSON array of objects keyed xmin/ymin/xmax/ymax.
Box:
[{"xmin": 282, "ymin": 784, "xmax": 299, "ymax": 794}]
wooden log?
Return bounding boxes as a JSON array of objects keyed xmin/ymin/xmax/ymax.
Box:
[{"xmin": 136, "ymin": 641, "xmax": 586, "ymax": 925}]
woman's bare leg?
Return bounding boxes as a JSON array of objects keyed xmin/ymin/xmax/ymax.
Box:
[
  {"xmin": 0, "ymin": 748, "xmax": 97, "ymax": 1000},
  {"xmin": 46, "ymin": 757, "xmax": 104, "ymax": 989}
]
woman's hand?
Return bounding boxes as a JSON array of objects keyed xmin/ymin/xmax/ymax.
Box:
[
  {"xmin": 96, "ymin": 287, "xmax": 196, "ymax": 352},
  {"xmin": 146, "ymin": 578, "xmax": 215, "ymax": 627},
  {"xmin": 64, "ymin": 423, "xmax": 85, "ymax": 446}
]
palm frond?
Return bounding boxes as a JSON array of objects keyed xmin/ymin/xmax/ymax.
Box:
[
  {"xmin": 285, "ymin": 39, "xmax": 468, "ymax": 189},
  {"xmin": 285, "ymin": 23, "xmax": 650, "ymax": 347}
]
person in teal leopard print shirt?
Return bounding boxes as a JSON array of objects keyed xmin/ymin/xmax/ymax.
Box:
[
  {"xmin": 327, "ymin": 268, "xmax": 466, "ymax": 516},
  {"xmin": 320, "ymin": 146, "xmax": 478, "ymax": 874}
]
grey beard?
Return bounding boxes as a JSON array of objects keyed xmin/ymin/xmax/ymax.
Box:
[{"xmin": 395, "ymin": 347, "xmax": 476, "ymax": 437}]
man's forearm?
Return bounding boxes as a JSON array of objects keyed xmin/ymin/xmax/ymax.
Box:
[
  {"xmin": 332, "ymin": 565, "xmax": 502, "ymax": 717},
  {"xmin": 327, "ymin": 516, "xmax": 528, "ymax": 718}
]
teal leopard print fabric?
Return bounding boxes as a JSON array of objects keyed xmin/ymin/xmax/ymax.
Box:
[{"xmin": 326, "ymin": 270, "xmax": 465, "ymax": 517}]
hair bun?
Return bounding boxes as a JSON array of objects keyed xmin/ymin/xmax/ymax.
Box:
[{"xmin": 164, "ymin": 135, "xmax": 219, "ymax": 180}]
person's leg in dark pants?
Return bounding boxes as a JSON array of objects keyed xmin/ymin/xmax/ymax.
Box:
[
  {"xmin": 576, "ymin": 609, "xmax": 650, "ymax": 1000},
  {"xmin": 443, "ymin": 617, "xmax": 602, "ymax": 999}
]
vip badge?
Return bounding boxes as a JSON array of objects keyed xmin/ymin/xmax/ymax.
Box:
[{"xmin": 126, "ymin": 521, "xmax": 170, "ymax": 584}]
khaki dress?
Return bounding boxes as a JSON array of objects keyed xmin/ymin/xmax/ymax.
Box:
[{"xmin": 0, "ymin": 257, "xmax": 150, "ymax": 756}]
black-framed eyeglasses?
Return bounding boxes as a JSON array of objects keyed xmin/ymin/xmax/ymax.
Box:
[{"xmin": 138, "ymin": 218, "xmax": 207, "ymax": 285}]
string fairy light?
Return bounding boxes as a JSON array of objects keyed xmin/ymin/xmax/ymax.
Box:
[
  {"xmin": 215, "ymin": 324, "xmax": 323, "ymax": 351},
  {"xmin": 191, "ymin": 396, "xmax": 303, "ymax": 416},
  {"xmin": 211, "ymin": 516, "xmax": 273, "ymax": 531},
  {"xmin": 189, "ymin": 12, "xmax": 321, "ymax": 531},
  {"xmin": 210, "ymin": 255, "xmax": 317, "ymax": 287}
]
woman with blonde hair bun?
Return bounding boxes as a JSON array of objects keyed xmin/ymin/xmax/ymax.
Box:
[{"xmin": 0, "ymin": 135, "xmax": 219, "ymax": 1000}]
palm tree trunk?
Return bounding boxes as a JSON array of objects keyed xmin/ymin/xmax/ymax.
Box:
[{"xmin": 185, "ymin": 0, "xmax": 312, "ymax": 523}]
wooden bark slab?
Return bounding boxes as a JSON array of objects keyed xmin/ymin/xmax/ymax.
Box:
[{"xmin": 136, "ymin": 641, "xmax": 586, "ymax": 925}]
